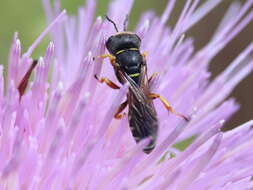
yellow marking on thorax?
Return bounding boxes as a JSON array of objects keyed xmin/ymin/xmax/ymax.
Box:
[
  {"xmin": 116, "ymin": 48, "xmax": 139, "ymax": 55},
  {"xmin": 116, "ymin": 49, "xmax": 125, "ymax": 55},
  {"xmin": 129, "ymin": 73, "xmax": 140, "ymax": 77}
]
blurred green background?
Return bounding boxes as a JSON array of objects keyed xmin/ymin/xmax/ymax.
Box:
[{"xmin": 0, "ymin": 0, "xmax": 252, "ymax": 129}]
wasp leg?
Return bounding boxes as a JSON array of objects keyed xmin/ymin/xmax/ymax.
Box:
[
  {"xmin": 149, "ymin": 93, "xmax": 190, "ymax": 122},
  {"xmin": 114, "ymin": 100, "xmax": 128, "ymax": 119},
  {"xmin": 142, "ymin": 51, "xmax": 148, "ymax": 58},
  {"xmin": 94, "ymin": 75, "xmax": 120, "ymax": 90},
  {"xmin": 18, "ymin": 60, "xmax": 38, "ymax": 99},
  {"xmin": 148, "ymin": 72, "xmax": 159, "ymax": 83},
  {"xmin": 93, "ymin": 54, "xmax": 116, "ymax": 66},
  {"xmin": 96, "ymin": 54, "xmax": 114, "ymax": 60}
]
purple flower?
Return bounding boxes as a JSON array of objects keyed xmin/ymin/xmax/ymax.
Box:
[{"xmin": 1, "ymin": 0, "xmax": 253, "ymax": 189}]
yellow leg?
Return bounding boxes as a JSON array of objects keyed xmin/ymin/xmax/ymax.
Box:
[
  {"xmin": 149, "ymin": 93, "xmax": 190, "ymax": 122},
  {"xmin": 114, "ymin": 100, "xmax": 128, "ymax": 119},
  {"xmin": 142, "ymin": 51, "xmax": 148, "ymax": 58},
  {"xmin": 97, "ymin": 54, "xmax": 114, "ymax": 60},
  {"xmin": 93, "ymin": 54, "xmax": 116, "ymax": 66},
  {"xmin": 94, "ymin": 75, "xmax": 120, "ymax": 89}
]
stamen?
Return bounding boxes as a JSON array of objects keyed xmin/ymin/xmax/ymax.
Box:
[
  {"xmin": 23, "ymin": 10, "xmax": 66, "ymax": 58},
  {"xmin": 161, "ymin": 0, "xmax": 176, "ymax": 24},
  {"xmin": 184, "ymin": 0, "xmax": 223, "ymax": 32}
]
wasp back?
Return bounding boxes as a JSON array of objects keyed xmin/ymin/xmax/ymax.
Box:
[{"xmin": 106, "ymin": 33, "xmax": 143, "ymax": 84}]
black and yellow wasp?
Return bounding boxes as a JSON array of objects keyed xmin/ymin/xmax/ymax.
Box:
[{"xmin": 95, "ymin": 16, "xmax": 189, "ymax": 153}]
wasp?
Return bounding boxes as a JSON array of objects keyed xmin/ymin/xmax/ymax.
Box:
[{"xmin": 94, "ymin": 16, "xmax": 189, "ymax": 153}]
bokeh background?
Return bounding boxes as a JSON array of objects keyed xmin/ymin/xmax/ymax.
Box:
[{"xmin": 0, "ymin": 0, "xmax": 252, "ymax": 129}]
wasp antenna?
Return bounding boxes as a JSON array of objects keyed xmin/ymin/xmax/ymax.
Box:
[
  {"xmin": 123, "ymin": 14, "xmax": 129, "ymax": 31},
  {"xmin": 105, "ymin": 15, "xmax": 119, "ymax": 32}
]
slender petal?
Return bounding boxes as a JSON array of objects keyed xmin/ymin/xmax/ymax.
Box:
[{"xmin": 0, "ymin": 0, "xmax": 252, "ymax": 189}]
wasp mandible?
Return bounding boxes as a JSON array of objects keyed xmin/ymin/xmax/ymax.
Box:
[{"xmin": 94, "ymin": 16, "xmax": 189, "ymax": 153}]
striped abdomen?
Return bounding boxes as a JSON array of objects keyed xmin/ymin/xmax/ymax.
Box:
[{"xmin": 128, "ymin": 90, "xmax": 158, "ymax": 153}]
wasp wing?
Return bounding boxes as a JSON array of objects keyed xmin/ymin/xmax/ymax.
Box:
[{"xmin": 119, "ymin": 64, "xmax": 158, "ymax": 153}]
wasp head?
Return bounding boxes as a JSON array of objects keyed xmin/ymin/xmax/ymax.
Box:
[{"xmin": 105, "ymin": 33, "xmax": 141, "ymax": 55}]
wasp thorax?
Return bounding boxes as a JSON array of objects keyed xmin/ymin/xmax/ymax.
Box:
[{"xmin": 105, "ymin": 33, "xmax": 141, "ymax": 55}]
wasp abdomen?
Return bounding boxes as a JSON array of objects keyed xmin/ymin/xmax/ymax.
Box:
[
  {"xmin": 130, "ymin": 121, "xmax": 157, "ymax": 154},
  {"xmin": 128, "ymin": 96, "xmax": 158, "ymax": 154}
]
